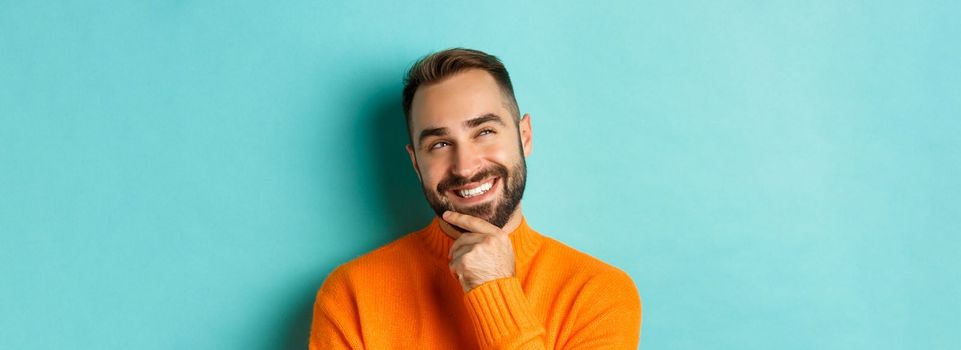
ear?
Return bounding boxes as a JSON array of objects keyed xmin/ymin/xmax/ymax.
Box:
[
  {"xmin": 519, "ymin": 113, "xmax": 533, "ymax": 158},
  {"xmin": 406, "ymin": 143, "xmax": 422, "ymax": 181}
]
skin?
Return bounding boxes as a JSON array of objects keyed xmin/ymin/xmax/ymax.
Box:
[{"xmin": 405, "ymin": 68, "xmax": 533, "ymax": 292}]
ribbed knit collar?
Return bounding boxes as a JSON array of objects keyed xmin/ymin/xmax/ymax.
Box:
[{"xmin": 418, "ymin": 215, "xmax": 544, "ymax": 265}]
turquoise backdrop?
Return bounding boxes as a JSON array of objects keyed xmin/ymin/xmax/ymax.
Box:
[{"xmin": 1, "ymin": 1, "xmax": 958, "ymax": 349}]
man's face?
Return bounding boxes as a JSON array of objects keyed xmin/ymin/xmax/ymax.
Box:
[{"xmin": 406, "ymin": 69, "xmax": 533, "ymax": 229}]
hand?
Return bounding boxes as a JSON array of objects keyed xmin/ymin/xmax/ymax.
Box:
[{"xmin": 443, "ymin": 211, "xmax": 516, "ymax": 293}]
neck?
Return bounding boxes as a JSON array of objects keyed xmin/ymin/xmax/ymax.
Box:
[{"xmin": 438, "ymin": 203, "xmax": 524, "ymax": 239}]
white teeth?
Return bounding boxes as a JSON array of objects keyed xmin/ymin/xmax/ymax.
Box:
[{"xmin": 456, "ymin": 180, "xmax": 493, "ymax": 198}]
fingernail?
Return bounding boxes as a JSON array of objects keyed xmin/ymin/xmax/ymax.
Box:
[{"xmin": 442, "ymin": 211, "xmax": 451, "ymax": 218}]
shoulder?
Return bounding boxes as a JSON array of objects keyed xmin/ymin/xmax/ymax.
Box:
[
  {"xmin": 541, "ymin": 235, "xmax": 635, "ymax": 280},
  {"xmin": 345, "ymin": 232, "xmax": 422, "ymax": 268},
  {"xmin": 536, "ymin": 234, "xmax": 641, "ymax": 304},
  {"xmin": 315, "ymin": 232, "xmax": 423, "ymax": 301},
  {"xmin": 533, "ymin": 233, "xmax": 643, "ymax": 344}
]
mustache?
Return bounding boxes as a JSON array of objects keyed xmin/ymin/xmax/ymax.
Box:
[{"xmin": 436, "ymin": 164, "xmax": 509, "ymax": 194}]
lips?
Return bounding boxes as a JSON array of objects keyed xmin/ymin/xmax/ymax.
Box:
[
  {"xmin": 451, "ymin": 178, "xmax": 497, "ymax": 198},
  {"xmin": 445, "ymin": 177, "xmax": 500, "ymax": 207},
  {"xmin": 436, "ymin": 165, "xmax": 509, "ymax": 205}
]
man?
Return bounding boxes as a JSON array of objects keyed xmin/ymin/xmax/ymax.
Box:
[{"xmin": 310, "ymin": 48, "xmax": 641, "ymax": 349}]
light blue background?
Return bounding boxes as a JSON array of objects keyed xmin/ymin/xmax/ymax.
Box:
[{"xmin": 1, "ymin": 1, "xmax": 958, "ymax": 349}]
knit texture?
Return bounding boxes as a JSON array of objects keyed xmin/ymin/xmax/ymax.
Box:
[{"xmin": 309, "ymin": 216, "xmax": 642, "ymax": 349}]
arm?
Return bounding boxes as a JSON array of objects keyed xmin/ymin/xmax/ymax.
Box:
[
  {"xmin": 561, "ymin": 271, "xmax": 642, "ymax": 349},
  {"xmin": 444, "ymin": 211, "xmax": 547, "ymax": 349},
  {"xmin": 463, "ymin": 277, "xmax": 547, "ymax": 349},
  {"xmin": 444, "ymin": 211, "xmax": 641, "ymax": 349},
  {"xmin": 463, "ymin": 273, "xmax": 641, "ymax": 350},
  {"xmin": 309, "ymin": 268, "xmax": 362, "ymax": 350}
]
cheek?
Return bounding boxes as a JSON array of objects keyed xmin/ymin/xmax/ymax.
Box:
[
  {"xmin": 483, "ymin": 143, "xmax": 517, "ymax": 164},
  {"xmin": 420, "ymin": 161, "xmax": 449, "ymax": 188}
]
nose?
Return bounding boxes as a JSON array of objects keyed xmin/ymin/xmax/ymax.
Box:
[{"xmin": 450, "ymin": 142, "xmax": 482, "ymax": 179}]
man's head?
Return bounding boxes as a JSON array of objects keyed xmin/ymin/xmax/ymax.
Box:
[{"xmin": 403, "ymin": 48, "xmax": 533, "ymax": 229}]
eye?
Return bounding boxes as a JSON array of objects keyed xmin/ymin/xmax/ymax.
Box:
[
  {"xmin": 478, "ymin": 128, "xmax": 496, "ymax": 136},
  {"xmin": 429, "ymin": 141, "xmax": 450, "ymax": 150}
]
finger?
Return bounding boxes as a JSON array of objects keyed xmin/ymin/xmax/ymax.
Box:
[
  {"xmin": 450, "ymin": 244, "xmax": 473, "ymax": 262},
  {"xmin": 450, "ymin": 236, "xmax": 486, "ymax": 261},
  {"xmin": 442, "ymin": 211, "xmax": 502, "ymax": 235},
  {"xmin": 448, "ymin": 232, "xmax": 484, "ymax": 259},
  {"xmin": 448, "ymin": 261, "xmax": 465, "ymax": 279}
]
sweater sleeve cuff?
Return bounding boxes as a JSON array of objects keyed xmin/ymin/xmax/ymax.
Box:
[{"xmin": 463, "ymin": 277, "xmax": 542, "ymax": 347}]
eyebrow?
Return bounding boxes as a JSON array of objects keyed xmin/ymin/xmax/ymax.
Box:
[{"xmin": 417, "ymin": 113, "xmax": 506, "ymax": 146}]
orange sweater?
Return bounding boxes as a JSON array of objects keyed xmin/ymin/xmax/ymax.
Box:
[{"xmin": 309, "ymin": 216, "xmax": 642, "ymax": 349}]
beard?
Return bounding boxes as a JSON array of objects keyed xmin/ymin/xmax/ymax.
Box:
[{"xmin": 419, "ymin": 155, "xmax": 527, "ymax": 230}]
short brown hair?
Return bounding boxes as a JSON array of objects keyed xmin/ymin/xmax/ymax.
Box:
[{"xmin": 402, "ymin": 48, "xmax": 520, "ymax": 135}]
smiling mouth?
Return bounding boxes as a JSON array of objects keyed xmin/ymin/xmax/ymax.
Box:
[{"xmin": 449, "ymin": 178, "xmax": 498, "ymax": 199}]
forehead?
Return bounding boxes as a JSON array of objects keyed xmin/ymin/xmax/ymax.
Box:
[{"xmin": 409, "ymin": 69, "xmax": 510, "ymax": 131}]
